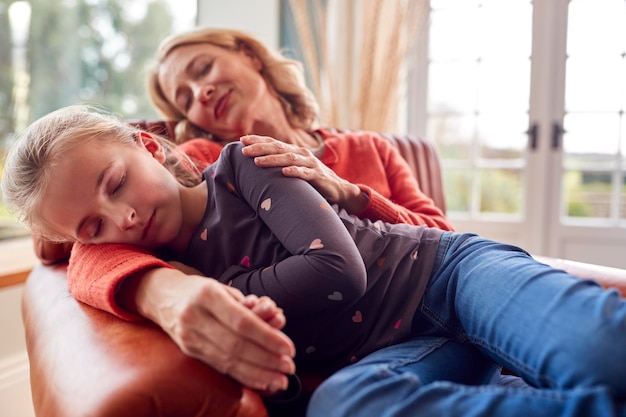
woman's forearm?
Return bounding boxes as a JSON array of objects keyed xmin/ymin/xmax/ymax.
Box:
[{"xmin": 117, "ymin": 266, "xmax": 296, "ymax": 392}]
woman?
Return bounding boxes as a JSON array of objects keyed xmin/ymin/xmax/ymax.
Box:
[{"xmin": 38, "ymin": 27, "xmax": 453, "ymax": 394}]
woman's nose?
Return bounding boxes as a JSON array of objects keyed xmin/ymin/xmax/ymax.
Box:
[{"xmin": 195, "ymin": 83, "xmax": 215, "ymax": 103}]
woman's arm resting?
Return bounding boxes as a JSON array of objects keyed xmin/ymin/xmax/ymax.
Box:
[
  {"xmin": 240, "ymin": 135, "xmax": 369, "ymax": 214},
  {"xmin": 117, "ymin": 268, "xmax": 296, "ymax": 392}
]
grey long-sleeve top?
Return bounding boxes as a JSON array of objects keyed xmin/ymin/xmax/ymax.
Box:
[{"xmin": 180, "ymin": 142, "xmax": 445, "ymax": 374}]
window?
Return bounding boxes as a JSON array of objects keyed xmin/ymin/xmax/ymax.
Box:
[
  {"xmin": 410, "ymin": 0, "xmax": 626, "ymax": 267},
  {"xmin": 0, "ymin": 0, "xmax": 196, "ymax": 240},
  {"xmin": 425, "ymin": 0, "xmax": 532, "ymax": 218}
]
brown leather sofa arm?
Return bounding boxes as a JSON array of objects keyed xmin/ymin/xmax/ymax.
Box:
[{"xmin": 22, "ymin": 263, "xmax": 268, "ymax": 417}]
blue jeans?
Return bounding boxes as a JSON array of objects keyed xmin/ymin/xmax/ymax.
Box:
[{"xmin": 307, "ymin": 233, "xmax": 626, "ymax": 417}]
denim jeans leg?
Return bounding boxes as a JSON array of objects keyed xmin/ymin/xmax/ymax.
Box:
[
  {"xmin": 307, "ymin": 337, "xmax": 501, "ymax": 417},
  {"xmin": 422, "ymin": 233, "xmax": 626, "ymax": 393},
  {"xmin": 307, "ymin": 336, "xmax": 625, "ymax": 417}
]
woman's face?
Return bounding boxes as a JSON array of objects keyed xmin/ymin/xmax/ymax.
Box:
[{"xmin": 157, "ymin": 42, "xmax": 270, "ymax": 142}]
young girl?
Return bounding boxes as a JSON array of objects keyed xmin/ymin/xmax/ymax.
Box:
[{"xmin": 4, "ymin": 106, "xmax": 626, "ymax": 417}]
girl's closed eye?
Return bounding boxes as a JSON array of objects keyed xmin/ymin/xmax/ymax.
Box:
[
  {"xmin": 112, "ymin": 173, "xmax": 126, "ymax": 195},
  {"xmin": 92, "ymin": 218, "xmax": 103, "ymax": 239},
  {"xmin": 79, "ymin": 218, "xmax": 103, "ymax": 241}
]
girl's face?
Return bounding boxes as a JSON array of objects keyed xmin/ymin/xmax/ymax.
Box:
[
  {"xmin": 157, "ymin": 42, "xmax": 269, "ymax": 142},
  {"xmin": 41, "ymin": 134, "xmax": 192, "ymax": 250}
]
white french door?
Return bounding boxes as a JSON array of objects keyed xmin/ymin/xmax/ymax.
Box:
[{"xmin": 409, "ymin": 0, "xmax": 626, "ymax": 268}]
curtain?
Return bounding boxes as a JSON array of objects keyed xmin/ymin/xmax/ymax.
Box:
[{"xmin": 288, "ymin": 0, "xmax": 427, "ymax": 132}]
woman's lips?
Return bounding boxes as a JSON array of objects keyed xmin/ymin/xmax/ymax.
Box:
[{"xmin": 214, "ymin": 89, "xmax": 231, "ymax": 119}]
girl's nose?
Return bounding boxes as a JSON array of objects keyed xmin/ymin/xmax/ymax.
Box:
[{"xmin": 113, "ymin": 207, "xmax": 137, "ymax": 231}]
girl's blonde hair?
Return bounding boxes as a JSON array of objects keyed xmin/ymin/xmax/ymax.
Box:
[
  {"xmin": 1, "ymin": 105, "xmax": 201, "ymax": 241},
  {"xmin": 147, "ymin": 27, "xmax": 319, "ymax": 143}
]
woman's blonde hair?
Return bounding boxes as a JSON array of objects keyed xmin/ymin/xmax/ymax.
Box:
[
  {"xmin": 1, "ymin": 105, "xmax": 201, "ymax": 241},
  {"xmin": 147, "ymin": 27, "xmax": 319, "ymax": 143}
]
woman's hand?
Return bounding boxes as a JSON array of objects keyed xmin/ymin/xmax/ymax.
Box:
[
  {"xmin": 240, "ymin": 135, "xmax": 369, "ymax": 214},
  {"xmin": 118, "ymin": 267, "xmax": 296, "ymax": 393}
]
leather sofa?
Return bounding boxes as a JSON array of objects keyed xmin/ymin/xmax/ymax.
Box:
[{"xmin": 21, "ymin": 123, "xmax": 626, "ymax": 417}]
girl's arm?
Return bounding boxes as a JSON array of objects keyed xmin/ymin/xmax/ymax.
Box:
[
  {"xmin": 217, "ymin": 142, "xmax": 367, "ymax": 316},
  {"xmin": 167, "ymin": 262, "xmax": 287, "ymax": 330}
]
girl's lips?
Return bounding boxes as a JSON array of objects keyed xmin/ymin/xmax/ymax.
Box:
[
  {"xmin": 214, "ymin": 89, "xmax": 231, "ymax": 119},
  {"xmin": 142, "ymin": 211, "xmax": 155, "ymax": 240}
]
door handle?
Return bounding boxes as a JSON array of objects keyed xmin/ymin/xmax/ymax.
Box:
[
  {"xmin": 526, "ymin": 123, "xmax": 539, "ymax": 150},
  {"xmin": 552, "ymin": 122, "xmax": 566, "ymax": 150}
]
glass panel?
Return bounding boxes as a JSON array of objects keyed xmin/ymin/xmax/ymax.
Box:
[
  {"xmin": 566, "ymin": 0, "xmax": 625, "ymax": 113},
  {"xmin": 431, "ymin": 0, "xmax": 481, "ymax": 10},
  {"xmin": 479, "ymin": 169, "xmax": 522, "ymax": 214},
  {"xmin": 477, "ymin": 113, "xmax": 527, "ymax": 160},
  {"xmin": 563, "ymin": 0, "xmax": 626, "ymax": 225},
  {"xmin": 427, "ymin": 0, "xmax": 532, "ymax": 219},
  {"xmin": 563, "ymin": 170, "xmax": 612, "ymax": 219},
  {"xmin": 442, "ymin": 168, "xmax": 472, "ymax": 212},
  {"xmin": 427, "ymin": 115, "xmax": 475, "ymax": 160},
  {"xmin": 477, "ymin": 58, "xmax": 531, "ymax": 114},
  {"xmin": 477, "ymin": 1, "xmax": 532, "ymax": 59},
  {"xmin": 567, "ymin": 0, "xmax": 626, "ymax": 58},
  {"xmin": 563, "ymin": 113, "xmax": 620, "ymax": 166},
  {"xmin": 428, "ymin": 61, "xmax": 479, "ymax": 113},
  {"xmin": 429, "ymin": 7, "xmax": 480, "ymax": 60},
  {"xmin": 565, "ymin": 57, "xmax": 625, "ymax": 112},
  {"xmin": 0, "ymin": 0, "xmax": 197, "ymax": 240}
]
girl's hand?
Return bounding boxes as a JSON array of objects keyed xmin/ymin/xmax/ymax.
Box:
[
  {"xmin": 240, "ymin": 135, "xmax": 368, "ymax": 215},
  {"xmin": 170, "ymin": 262, "xmax": 286, "ymax": 329},
  {"xmin": 240, "ymin": 294, "xmax": 286, "ymax": 330},
  {"xmin": 119, "ymin": 268, "xmax": 296, "ymax": 393}
]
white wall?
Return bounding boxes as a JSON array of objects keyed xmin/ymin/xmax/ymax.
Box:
[
  {"xmin": 0, "ymin": 284, "xmax": 35, "ymax": 417},
  {"xmin": 197, "ymin": 0, "xmax": 280, "ymax": 49}
]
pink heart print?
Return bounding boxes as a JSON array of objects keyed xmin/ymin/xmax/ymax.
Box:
[{"xmin": 309, "ymin": 238, "xmax": 324, "ymax": 249}]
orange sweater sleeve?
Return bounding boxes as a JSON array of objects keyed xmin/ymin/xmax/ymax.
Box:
[
  {"xmin": 320, "ymin": 130, "xmax": 454, "ymax": 231},
  {"xmin": 358, "ymin": 136, "xmax": 454, "ymax": 230},
  {"xmin": 68, "ymin": 242, "xmax": 173, "ymax": 320},
  {"xmin": 176, "ymin": 138, "xmax": 223, "ymax": 169}
]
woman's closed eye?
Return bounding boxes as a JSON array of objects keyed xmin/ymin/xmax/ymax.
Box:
[{"xmin": 194, "ymin": 60, "xmax": 213, "ymax": 78}]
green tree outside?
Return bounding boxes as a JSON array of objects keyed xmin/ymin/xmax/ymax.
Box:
[{"xmin": 0, "ymin": 0, "xmax": 182, "ymax": 237}]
